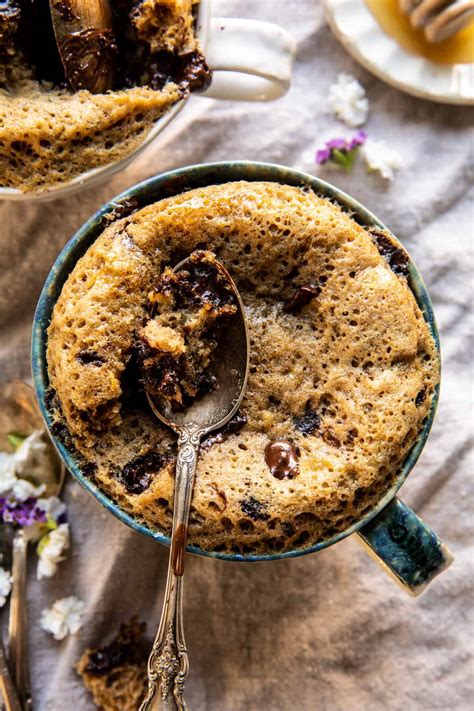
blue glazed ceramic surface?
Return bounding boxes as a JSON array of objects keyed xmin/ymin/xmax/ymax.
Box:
[
  {"xmin": 32, "ymin": 161, "xmax": 440, "ymax": 562},
  {"xmin": 358, "ymin": 497, "xmax": 453, "ymax": 595}
]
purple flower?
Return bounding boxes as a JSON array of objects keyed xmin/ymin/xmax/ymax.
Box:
[
  {"xmin": 0, "ymin": 497, "xmax": 47, "ymax": 527},
  {"xmin": 349, "ymin": 130, "xmax": 367, "ymax": 149},
  {"xmin": 327, "ymin": 137, "xmax": 348, "ymax": 151},
  {"xmin": 316, "ymin": 131, "xmax": 367, "ymax": 169}
]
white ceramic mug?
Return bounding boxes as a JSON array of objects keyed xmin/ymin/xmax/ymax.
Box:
[{"xmin": 0, "ymin": 1, "xmax": 295, "ymax": 201}]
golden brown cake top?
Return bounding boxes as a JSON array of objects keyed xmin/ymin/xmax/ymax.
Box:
[{"xmin": 47, "ymin": 181, "xmax": 439, "ymax": 554}]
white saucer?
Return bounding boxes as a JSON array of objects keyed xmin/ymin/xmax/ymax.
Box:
[{"xmin": 324, "ymin": 0, "xmax": 474, "ymax": 105}]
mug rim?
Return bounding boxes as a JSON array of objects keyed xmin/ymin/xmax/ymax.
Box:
[{"xmin": 31, "ymin": 160, "xmax": 440, "ymax": 562}]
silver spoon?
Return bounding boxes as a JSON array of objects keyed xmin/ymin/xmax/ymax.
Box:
[
  {"xmin": 0, "ymin": 381, "xmax": 65, "ymax": 711},
  {"xmin": 139, "ymin": 256, "xmax": 249, "ymax": 711}
]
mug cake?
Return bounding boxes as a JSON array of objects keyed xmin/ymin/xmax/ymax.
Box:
[
  {"xmin": 0, "ymin": 0, "xmax": 210, "ymax": 192},
  {"xmin": 46, "ymin": 181, "xmax": 439, "ymax": 555}
]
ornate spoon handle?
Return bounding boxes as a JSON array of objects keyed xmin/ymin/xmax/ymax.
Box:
[
  {"xmin": 8, "ymin": 529, "xmax": 32, "ymax": 710},
  {"xmin": 140, "ymin": 427, "xmax": 202, "ymax": 711}
]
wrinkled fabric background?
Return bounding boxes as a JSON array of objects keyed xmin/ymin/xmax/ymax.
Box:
[{"xmin": 1, "ymin": 1, "xmax": 473, "ymax": 709}]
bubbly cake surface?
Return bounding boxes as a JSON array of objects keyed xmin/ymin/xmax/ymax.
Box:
[{"xmin": 46, "ymin": 181, "xmax": 439, "ymax": 555}]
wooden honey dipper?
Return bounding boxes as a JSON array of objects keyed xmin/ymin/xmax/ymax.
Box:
[{"xmin": 400, "ymin": 0, "xmax": 474, "ymax": 42}]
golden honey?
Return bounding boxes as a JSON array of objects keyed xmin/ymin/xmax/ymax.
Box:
[{"xmin": 365, "ymin": 0, "xmax": 474, "ymax": 65}]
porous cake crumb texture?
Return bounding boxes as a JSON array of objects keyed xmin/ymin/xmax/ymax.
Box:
[{"xmin": 47, "ymin": 181, "xmax": 439, "ymax": 554}]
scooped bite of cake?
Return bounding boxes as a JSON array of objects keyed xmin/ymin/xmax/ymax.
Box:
[{"xmin": 136, "ymin": 250, "xmax": 238, "ymax": 411}]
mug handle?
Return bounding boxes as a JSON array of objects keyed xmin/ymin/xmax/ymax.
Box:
[
  {"xmin": 357, "ymin": 497, "xmax": 453, "ymax": 596},
  {"xmin": 202, "ymin": 17, "xmax": 296, "ymax": 101}
]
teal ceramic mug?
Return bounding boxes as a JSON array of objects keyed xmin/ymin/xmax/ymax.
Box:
[{"xmin": 31, "ymin": 161, "xmax": 453, "ymax": 596}]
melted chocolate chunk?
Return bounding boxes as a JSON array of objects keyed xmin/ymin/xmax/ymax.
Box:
[
  {"xmin": 192, "ymin": 370, "xmax": 217, "ymax": 399},
  {"xmin": 155, "ymin": 251, "xmax": 236, "ymax": 311},
  {"xmin": 133, "ymin": 340, "xmax": 184, "ymax": 403},
  {"xmin": 240, "ymin": 496, "xmax": 269, "ymax": 521},
  {"xmin": 84, "ymin": 619, "xmax": 146, "ymax": 676},
  {"xmin": 59, "ymin": 28, "xmax": 118, "ymax": 93},
  {"xmin": 201, "ymin": 411, "xmax": 247, "ymax": 451},
  {"xmin": 120, "ymin": 451, "xmax": 170, "ymax": 494},
  {"xmin": 76, "ymin": 350, "xmax": 105, "ymax": 366},
  {"xmin": 180, "ymin": 50, "xmax": 213, "ymax": 91},
  {"xmin": 143, "ymin": 50, "xmax": 212, "ymax": 92},
  {"xmin": 415, "ymin": 389, "xmax": 426, "ymax": 407},
  {"xmin": 265, "ymin": 440, "xmax": 300, "ymax": 480},
  {"xmin": 283, "ymin": 284, "xmax": 320, "ymax": 314},
  {"xmin": 371, "ymin": 231, "xmax": 409, "ymax": 278},
  {"xmin": 293, "ymin": 403, "xmax": 321, "ymax": 436}
]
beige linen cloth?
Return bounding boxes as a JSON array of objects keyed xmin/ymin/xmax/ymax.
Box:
[{"xmin": 1, "ymin": 2, "xmax": 473, "ymax": 709}]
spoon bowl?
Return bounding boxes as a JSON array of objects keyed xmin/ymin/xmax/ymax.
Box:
[{"xmin": 146, "ymin": 255, "xmax": 249, "ymax": 434}]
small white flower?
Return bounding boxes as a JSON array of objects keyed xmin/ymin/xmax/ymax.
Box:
[
  {"xmin": 0, "ymin": 431, "xmax": 50, "ymax": 500},
  {"xmin": 11, "ymin": 479, "xmax": 46, "ymax": 502},
  {"xmin": 13, "ymin": 431, "xmax": 51, "ymax": 483},
  {"xmin": 40, "ymin": 596, "xmax": 86, "ymax": 641},
  {"xmin": 0, "ymin": 567, "xmax": 13, "ymax": 607},
  {"xmin": 37, "ymin": 523, "xmax": 70, "ymax": 580},
  {"xmin": 362, "ymin": 138, "xmax": 403, "ymax": 180},
  {"xmin": 329, "ymin": 73, "xmax": 369, "ymax": 127},
  {"xmin": 37, "ymin": 496, "xmax": 67, "ymax": 522},
  {"xmin": 13, "ymin": 431, "xmax": 46, "ymax": 467},
  {"xmin": 0, "ymin": 453, "xmax": 17, "ymax": 494}
]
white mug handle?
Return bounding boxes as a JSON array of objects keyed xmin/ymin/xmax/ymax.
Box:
[{"xmin": 202, "ymin": 17, "xmax": 296, "ymax": 101}]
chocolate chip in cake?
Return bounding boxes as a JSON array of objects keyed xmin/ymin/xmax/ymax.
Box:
[
  {"xmin": 76, "ymin": 350, "xmax": 105, "ymax": 366},
  {"xmin": 293, "ymin": 402, "xmax": 321, "ymax": 436},
  {"xmin": 142, "ymin": 49, "xmax": 212, "ymax": 92},
  {"xmin": 240, "ymin": 496, "xmax": 269, "ymax": 521},
  {"xmin": 265, "ymin": 440, "xmax": 300, "ymax": 480},
  {"xmin": 83, "ymin": 461, "xmax": 97, "ymax": 479},
  {"xmin": 371, "ymin": 231, "xmax": 409, "ymax": 278},
  {"xmin": 201, "ymin": 411, "xmax": 247, "ymax": 451},
  {"xmin": 283, "ymin": 283, "xmax": 320, "ymax": 313},
  {"xmin": 120, "ymin": 451, "xmax": 170, "ymax": 494},
  {"xmin": 192, "ymin": 370, "xmax": 217, "ymax": 399},
  {"xmin": 415, "ymin": 389, "xmax": 426, "ymax": 407},
  {"xmin": 179, "ymin": 50, "xmax": 212, "ymax": 91}
]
